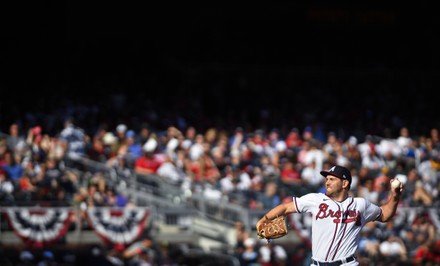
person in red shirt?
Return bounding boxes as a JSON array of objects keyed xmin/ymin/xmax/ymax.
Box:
[
  {"xmin": 413, "ymin": 239, "xmax": 440, "ymax": 265},
  {"xmin": 186, "ymin": 142, "xmax": 221, "ymax": 184},
  {"xmin": 280, "ymin": 160, "xmax": 308, "ymax": 197},
  {"xmin": 134, "ymin": 138, "xmax": 162, "ymax": 175}
]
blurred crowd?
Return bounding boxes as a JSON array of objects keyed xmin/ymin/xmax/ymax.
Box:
[
  {"xmin": 2, "ymin": 119, "xmax": 440, "ymax": 209},
  {"xmin": 1, "ymin": 117, "xmax": 440, "ymax": 265}
]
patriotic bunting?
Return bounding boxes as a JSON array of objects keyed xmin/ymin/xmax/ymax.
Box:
[
  {"xmin": 5, "ymin": 208, "xmax": 73, "ymax": 248},
  {"xmin": 85, "ymin": 207, "xmax": 149, "ymax": 249}
]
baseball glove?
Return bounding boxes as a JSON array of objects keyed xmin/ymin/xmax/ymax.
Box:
[{"xmin": 257, "ymin": 216, "xmax": 288, "ymax": 240}]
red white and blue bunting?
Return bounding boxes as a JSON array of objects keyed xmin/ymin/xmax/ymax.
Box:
[
  {"xmin": 5, "ymin": 208, "xmax": 73, "ymax": 248},
  {"xmin": 85, "ymin": 207, "xmax": 148, "ymax": 248}
]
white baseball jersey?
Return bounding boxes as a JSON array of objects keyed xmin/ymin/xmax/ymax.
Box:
[{"xmin": 293, "ymin": 193, "xmax": 382, "ymax": 262}]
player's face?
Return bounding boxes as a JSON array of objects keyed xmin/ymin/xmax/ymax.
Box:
[{"xmin": 324, "ymin": 175, "xmax": 344, "ymax": 197}]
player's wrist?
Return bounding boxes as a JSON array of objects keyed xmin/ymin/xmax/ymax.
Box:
[{"xmin": 392, "ymin": 193, "xmax": 401, "ymax": 200}]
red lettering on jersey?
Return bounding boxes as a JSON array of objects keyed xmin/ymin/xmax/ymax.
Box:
[
  {"xmin": 316, "ymin": 203, "xmax": 360, "ymax": 224},
  {"xmin": 316, "ymin": 203, "xmax": 330, "ymax": 219}
]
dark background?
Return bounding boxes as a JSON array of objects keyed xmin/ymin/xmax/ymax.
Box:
[{"xmin": 1, "ymin": 2, "xmax": 439, "ymax": 139}]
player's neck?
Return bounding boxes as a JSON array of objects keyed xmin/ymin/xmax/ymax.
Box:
[
  {"xmin": 327, "ymin": 192, "xmax": 349, "ymax": 202},
  {"xmin": 333, "ymin": 196, "xmax": 349, "ymax": 202}
]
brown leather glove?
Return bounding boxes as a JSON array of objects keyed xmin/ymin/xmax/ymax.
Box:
[{"xmin": 257, "ymin": 216, "xmax": 288, "ymax": 240}]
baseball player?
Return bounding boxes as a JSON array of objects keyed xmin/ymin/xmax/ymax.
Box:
[{"xmin": 256, "ymin": 165, "xmax": 403, "ymax": 266}]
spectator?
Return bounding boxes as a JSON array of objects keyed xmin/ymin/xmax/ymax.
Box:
[
  {"xmin": 241, "ymin": 238, "xmax": 259, "ymax": 266},
  {"xmin": 87, "ymin": 134, "xmax": 108, "ymax": 163},
  {"xmin": 413, "ymin": 239, "xmax": 440, "ymax": 265},
  {"xmin": 377, "ymin": 219, "xmax": 401, "ymax": 242},
  {"xmin": 322, "ymin": 131, "xmax": 339, "ymax": 159},
  {"xmin": 258, "ymin": 181, "xmax": 281, "ymax": 209},
  {"xmin": 186, "ymin": 141, "xmax": 221, "ymax": 185},
  {"xmin": 210, "ymin": 135, "xmax": 229, "ymax": 174},
  {"xmin": 265, "ymin": 128, "xmax": 287, "ymax": 166},
  {"xmin": 156, "ymin": 154, "xmax": 186, "ymax": 185},
  {"xmin": 104, "ymin": 187, "xmax": 128, "ymax": 207},
  {"xmin": 343, "ymin": 136, "xmax": 362, "ymax": 169},
  {"xmin": 379, "ymin": 234, "xmax": 408, "ymax": 263},
  {"xmin": 401, "ymin": 229, "xmax": 420, "ymax": 260},
  {"xmin": 137, "ymin": 123, "xmax": 152, "ymax": 146},
  {"xmin": 234, "ymin": 220, "xmax": 250, "ymax": 252},
  {"xmin": 258, "ymin": 240, "xmax": 287, "ymax": 266},
  {"xmin": 358, "ymin": 223, "xmax": 380, "ymax": 263},
  {"xmin": 361, "ymin": 144, "xmax": 386, "ymax": 176},
  {"xmin": 125, "ymin": 130, "xmax": 143, "ymax": 162},
  {"xmin": 229, "ymin": 127, "xmax": 245, "ymax": 150},
  {"xmin": 188, "ymin": 134, "xmax": 205, "ymax": 162},
  {"xmin": 134, "ymin": 137, "xmax": 163, "ymax": 176},
  {"xmin": 58, "ymin": 118, "xmax": 87, "ymax": 160},
  {"xmin": 115, "ymin": 124, "xmax": 128, "ymax": 148},
  {"xmin": 1, "ymin": 150, "xmax": 23, "ymax": 183},
  {"xmin": 279, "ymin": 160, "xmax": 306, "ymax": 197},
  {"xmin": 411, "ymin": 213, "xmax": 436, "ymax": 248},
  {"xmin": 303, "ymin": 139, "xmax": 324, "ymax": 173},
  {"xmin": 106, "ymin": 147, "xmax": 133, "ymax": 180},
  {"xmin": 358, "ymin": 178, "xmax": 379, "ymax": 205},
  {"xmin": 258, "ymin": 154, "xmax": 279, "ymax": 178},
  {"xmin": 401, "ymin": 168, "xmax": 433, "ymax": 207},
  {"xmin": 0, "ymin": 170, "xmax": 15, "ymax": 204},
  {"xmin": 285, "ymin": 128, "xmax": 302, "ymax": 154},
  {"xmin": 300, "ymin": 160, "xmax": 323, "ymax": 193},
  {"xmin": 333, "ymin": 142, "xmax": 350, "ymax": 168},
  {"xmin": 6, "ymin": 122, "xmax": 26, "ymax": 153}
]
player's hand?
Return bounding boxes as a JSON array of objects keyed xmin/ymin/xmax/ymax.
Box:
[{"xmin": 390, "ymin": 178, "xmax": 403, "ymax": 198}]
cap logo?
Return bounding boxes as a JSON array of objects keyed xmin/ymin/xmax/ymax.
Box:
[{"xmin": 329, "ymin": 166, "xmax": 347, "ymax": 179}]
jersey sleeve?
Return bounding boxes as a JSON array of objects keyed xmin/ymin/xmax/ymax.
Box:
[
  {"xmin": 362, "ymin": 198, "xmax": 382, "ymax": 222},
  {"xmin": 293, "ymin": 193, "xmax": 320, "ymax": 214}
]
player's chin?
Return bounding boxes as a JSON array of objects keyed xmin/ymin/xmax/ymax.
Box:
[{"xmin": 325, "ymin": 188, "xmax": 334, "ymax": 196}]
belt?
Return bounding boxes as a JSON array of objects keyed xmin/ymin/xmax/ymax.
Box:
[{"xmin": 312, "ymin": 256, "xmax": 355, "ymax": 266}]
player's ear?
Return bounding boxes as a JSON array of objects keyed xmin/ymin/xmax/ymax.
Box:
[{"xmin": 342, "ymin": 179, "xmax": 350, "ymax": 189}]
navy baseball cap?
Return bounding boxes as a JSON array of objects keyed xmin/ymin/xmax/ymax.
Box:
[{"xmin": 320, "ymin": 165, "xmax": 352, "ymax": 185}]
